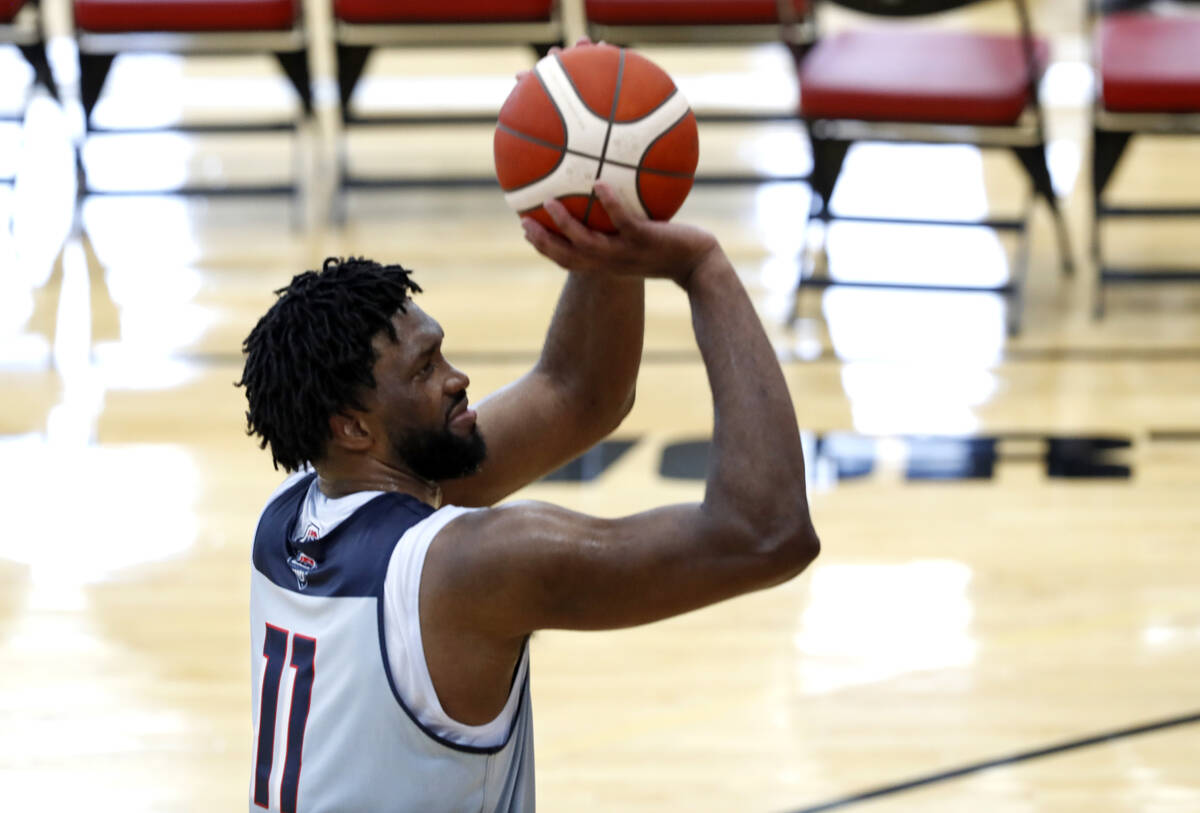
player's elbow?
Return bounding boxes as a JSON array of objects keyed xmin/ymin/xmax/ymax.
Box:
[
  {"xmin": 585, "ymin": 383, "xmax": 636, "ymax": 438},
  {"xmin": 710, "ymin": 510, "xmax": 820, "ymax": 586},
  {"xmin": 613, "ymin": 385, "xmax": 636, "ymax": 426},
  {"xmin": 766, "ymin": 520, "xmax": 820, "ymax": 582}
]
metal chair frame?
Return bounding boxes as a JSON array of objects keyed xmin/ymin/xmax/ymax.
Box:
[
  {"xmin": 581, "ymin": 1, "xmax": 816, "ymax": 184},
  {"xmin": 333, "ymin": 4, "xmax": 566, "ymax": 203},
  {"xmin": 795, "ymin": 0, "xmax": 1073, "ymax": 336},
  {"xmin": 1, "ymin": 0, "xmax": 57, "ymax": 185},
  {"xmin": 74, "ymin": 11, "xmax": 313, "ymax": 200},
  {"xmin": 1088, "ymin": 0, "xmax": 1200, "ymax": 317}
]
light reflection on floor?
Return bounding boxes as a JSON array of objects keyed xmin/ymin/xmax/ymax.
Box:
[
  {"xmin": 794, "ymin": 560, "xmax": 977, "ymax": 694},
  {"xmin": 0, "ymin": 435, "xmax": 200, "ymax": 605},
  {"xmin": 90, "ymin": 53, "xmax": 299, "ymax": 129},
  {"xmin": 831, "ymin": 143, "xmax": 993, "ymax": 222},
  {"xmin": 840, "ymin": 360, "xmax": 1000, "ymax": 436}
]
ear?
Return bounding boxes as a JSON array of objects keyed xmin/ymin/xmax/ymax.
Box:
[{"xmin": 328, "ymin": 410, "xmax": 374, "ymax": 454}]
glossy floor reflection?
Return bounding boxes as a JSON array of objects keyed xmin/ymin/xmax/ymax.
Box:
[{"xmin": 2, "ymin": 2, "xmax": 1200, "ymax": 811}]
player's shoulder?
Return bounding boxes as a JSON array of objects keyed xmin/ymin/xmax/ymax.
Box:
[{"xmin": 432, "ymin": 499, "xmax": 587, "ymax": 548}]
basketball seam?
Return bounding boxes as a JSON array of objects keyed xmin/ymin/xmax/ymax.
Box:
[
  {"xmin": 586, "ymin": 47, "xmax": 625, "ymax": 227},
  {"xmin": 516, "ymin": 198, "xmax": 588, "ymax": 216},
  {"xmin": 612, "ymin": 88, "xmax": 680, "ymax": 125},
  {"xmin": 636, "ymin": 108, "xmax": 697, "ymax": 218},
  {"xmin": 497, "ymin": 124, "xmax": 689, "ymax": 179},
  {"xmin": 495, "ymin": 124, "xmax": 571, "ymax": 193},
  {"xmin": 636, "ymin": 108, "xmax": 696, "ymax": 176},
  {"xmin": 520, "ymin": 62, "xmax": 570, "ymax": 188}
]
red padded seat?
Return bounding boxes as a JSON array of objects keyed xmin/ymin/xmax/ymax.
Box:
[
  {"xmin": 74, "ymin": 0, "xmax": 298, "ymax": 32},
  {"xmin": 585, "ymin": 0, "xmax": 808, "ymax": 25},
  {"xmin": 0, "ymin": 0, "xmax": 26, "ymax": 24},
  {"xmin": 799, "ymin": 29, "xmax": 1049, "ymax": 126},
  {"xmin": 334, "ymin": 0, "xmax": 554, "ymax": 24},
  {"xmin": 1097, "ymin": 14, "xmax": 1200, "ymax": 113}
]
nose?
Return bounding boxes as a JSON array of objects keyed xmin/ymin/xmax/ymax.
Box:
[{"xmin": 446, "ymin": 364, "xmax": 470, "ymax": 395}]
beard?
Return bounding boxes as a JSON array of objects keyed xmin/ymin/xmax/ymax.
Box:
[{"xmin": 391, "ymin": 420, "xmax": 487, "ymax": 482}]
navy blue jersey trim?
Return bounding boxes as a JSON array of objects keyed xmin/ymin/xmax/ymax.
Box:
[
  {"xmin": 251, "ymin": 474, "xmax": 436, "ymax": 598},
  {"xmin": 376, "ymin": 592, "xmax": 530, "ymax": 756}
]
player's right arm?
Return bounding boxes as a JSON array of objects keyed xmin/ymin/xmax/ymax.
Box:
[{"xmin": 423, "ymin": 184, "xmax": 819, "ymax": 638}]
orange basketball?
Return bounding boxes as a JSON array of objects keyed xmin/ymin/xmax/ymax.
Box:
[{"xmin": 494, "ymin": 43, "xmax": 699, "ymax": 234}]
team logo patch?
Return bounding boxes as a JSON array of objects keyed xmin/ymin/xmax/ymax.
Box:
[{"xmin": 288, "ymin": 524, "xmax": 321, "ymax": 589}]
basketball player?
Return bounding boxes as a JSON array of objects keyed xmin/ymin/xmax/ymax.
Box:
[{"xmin": 238, "ymin": 182, "xmax": 819, "ymax": 812}]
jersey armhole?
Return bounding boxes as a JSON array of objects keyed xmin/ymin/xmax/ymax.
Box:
[{"xmin": 379, "ymin": 505, "xmax": 528, "ymax": 751}]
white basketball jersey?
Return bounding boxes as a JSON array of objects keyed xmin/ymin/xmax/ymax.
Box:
[{"xmin": 249, "ymin": 473, "xmax": 535, "ymax": 812}]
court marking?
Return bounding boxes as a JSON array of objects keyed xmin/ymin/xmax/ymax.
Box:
[{"xmin": 787, "ymin": 709, "xmax": 1200, "ymax": 813}]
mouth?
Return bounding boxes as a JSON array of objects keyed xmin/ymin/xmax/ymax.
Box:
[
  {"xmin": 447, "ymin": 394, "xmax": 467, "ymax": 423},
  {"xmin": 447, "ymin": 396, "xmax": 476, "ymax": 432}
]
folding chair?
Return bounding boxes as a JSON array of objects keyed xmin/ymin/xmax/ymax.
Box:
[
  {"xmin": 1089, "ymin": 0, "xmax": 1200, "ymax": 317},
  {"xmin": 580, "ymin": 1, "xmax": 815, "ymax": 183},
  {"xmin": 1, "ymin": 0, "xmax": 57, "ymax": 184},
  {"xmin": 73, "ymin": 0, "xmax": 312, "ymax": 197},
  {"xmin": 794, "ymin": 0, "xmax": 1073, "ymax": 335},
  {"xmin": 333, "ymin": 0, "xmax": 566, "ymax": 196},
  {"xmin": 583, "ymin": 1, "xmax": 813, "ymax": 54}
]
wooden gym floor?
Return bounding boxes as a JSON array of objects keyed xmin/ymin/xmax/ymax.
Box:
[{"xmin": 1, "ymin": 1, "xmax": 1198, "ymax": 810}]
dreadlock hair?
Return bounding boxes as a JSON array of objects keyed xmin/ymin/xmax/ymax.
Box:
[{"xmin": 236, "ymin": 257, "xmax": 422, "ymax": 471}]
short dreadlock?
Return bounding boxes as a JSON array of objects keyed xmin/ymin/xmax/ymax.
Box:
[{"xmin": 236, "ymin": 257, "xmax": 422, "ymax": 471}]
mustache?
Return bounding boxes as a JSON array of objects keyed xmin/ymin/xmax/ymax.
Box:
[{"xmin": 445, "ymin": 390, "xmax": 467, "ymax": 421}]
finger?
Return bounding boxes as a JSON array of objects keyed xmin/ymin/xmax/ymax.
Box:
[
  {"xmin": 573, "ymin": 36, "xmax": 593, "ymax": 47},
  {"xmin": 592, "ymin": 182, "xmax": 642, "ymax": 233},
  {"xmin": 522, "ymin": 217, "xmax": 581, "ymax": 269},
  {"xmin": 543, "ymin": 198, "xmax": 604, "ymax": 247},
  {"xmin": 515, "ymin": 69, "xmax": 531, "ymax": 82}
]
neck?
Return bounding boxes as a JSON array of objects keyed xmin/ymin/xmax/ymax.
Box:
[{"xmin": 315, "ymin": 461, "xmax": 442, "ymax": 508}]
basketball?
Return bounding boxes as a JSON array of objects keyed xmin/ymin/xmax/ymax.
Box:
[{"xmin": 494, "ymin": 43, "xmax": 699, "ymax": 233}]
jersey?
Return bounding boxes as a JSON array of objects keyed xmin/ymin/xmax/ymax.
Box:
[{"xmin": 249, "ymin": 473, "xmax": 536, "ymax": 813}]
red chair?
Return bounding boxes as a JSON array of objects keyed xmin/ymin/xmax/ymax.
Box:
[
  {"xmin": 582, "ymin": 1, "xmax": 814, "ymax": 182},
  {"xmin": 73, "ymin": 0, "xmax": 312, "ymax": 196},
  {"xmin": 794, "ymin": 0, "xmax": 1072, "ymax": 335},
  {"xmin": 333, "ymin": 0, "xmax": 565, "ymax": 194},
  {"xmin": 1090, "ymin": 0, "xmax": 1200, "ymax": 316},
  {"xmin": 584, "ymin": 0, "xmax": 813, "ymax": 48}
]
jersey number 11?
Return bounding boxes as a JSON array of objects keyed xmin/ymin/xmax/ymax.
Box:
[{"xmin": 254, "ymin": 624, "xmax": 316, "ymax": 812}]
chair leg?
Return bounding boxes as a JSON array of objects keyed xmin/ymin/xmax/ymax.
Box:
[
  {"xmin": 807, "ymin": 132, "xmax": 850, "ymax": 219},
  {"xmin": 1046, "ymin": 193, "xmax": 1074, "ymax": 278},
  {"xmin": 1091, "ymin": 128, "xmax": 1132, "ymax": 321},
  {"xmin": 17, "ymin": 43, "xmax": 57, "ymax": 101},
  {"xmin": 788, "ymin": 194, "xmax": 830, "ymax": 326},
  {"xmin": 789, "ymin": 133, "xmax": 846, "ymax": 326},
  {"xmin": 77, "ymin": 52, "xmax": 116, "ymax": 123},
  {"xmin": 275, "ymin": 49, "xmax": 313, "ymax": 115},
  {"xmin": 335, "ymin": 43, "xmax": 372, "ymax": 120},
  {"xmin": 1007, "ymin": 196, "xmax": 1037, "ymax": 336},
  {"xmin": 1012, "ymin": 144, "xmax": 1073, "ymax": 276}
]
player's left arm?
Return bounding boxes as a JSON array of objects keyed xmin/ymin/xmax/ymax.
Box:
[{"xmin": 439, "ymin": 265, "xmax": 644, "ymax": 507}]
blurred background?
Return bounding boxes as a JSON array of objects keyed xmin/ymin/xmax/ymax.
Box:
[{"xmin": 1, "ymin": 0, "xmax": 1198, "ymax": 810}]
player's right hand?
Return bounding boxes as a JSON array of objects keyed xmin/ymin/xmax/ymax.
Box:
[{"xmin": 522, "ymin": 182, "xmax": 720, "ymax": 289}]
